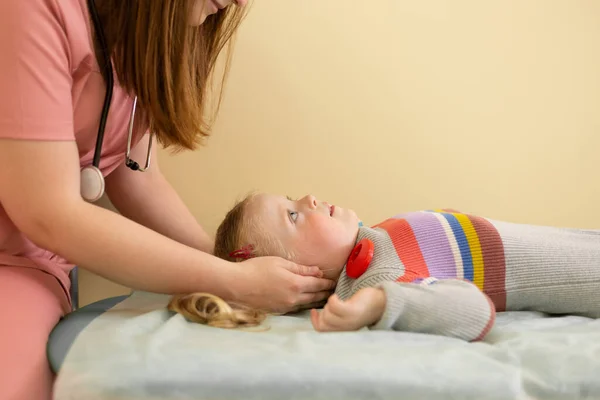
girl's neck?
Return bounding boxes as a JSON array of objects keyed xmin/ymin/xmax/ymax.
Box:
[{"xmin": 321, "ymin": 264, "xmax": 345, "ymax": 282}]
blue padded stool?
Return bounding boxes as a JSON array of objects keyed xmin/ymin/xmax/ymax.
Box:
[{"xmin": 48, "ymin": 266, "xmax": 129, "ymax": 373}]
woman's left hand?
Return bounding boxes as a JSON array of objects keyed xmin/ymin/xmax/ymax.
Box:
[{"xmin": 310, "ymin": 287, "xmax": 386, "ymax": 332}]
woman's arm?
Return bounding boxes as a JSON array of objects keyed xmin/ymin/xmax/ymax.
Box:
[
  {"xmin": 0, "ymin": 0, "xmax": 334, "ymax": 312},
  {"xmin": 105, "ymin": 133, "xmax": 214, "ymax": 254},
  {"xmin": 0, "ymin": 139, "xmax": 334, "ymax": 311}
]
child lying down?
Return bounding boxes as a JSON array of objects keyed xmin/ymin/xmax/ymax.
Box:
[{"xmin": 168, "ymin": 193, "xmax": 600, "ymax": 341}]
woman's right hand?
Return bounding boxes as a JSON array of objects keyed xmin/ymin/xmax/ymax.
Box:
[{"xmin": 229, "ymin": 256, "xmax": 337, "ymax": 313}]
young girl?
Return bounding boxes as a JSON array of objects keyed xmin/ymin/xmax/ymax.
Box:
[{"xmin": 169, "ymin": 192, "xmax": 600, "ymax": 341}]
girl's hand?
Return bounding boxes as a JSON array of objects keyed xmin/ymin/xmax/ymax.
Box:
[
  {"xmin": 310, "ymin": 287, "xmax": 386, "ymax": 332},
  {"xmin": 231, "ymin": 256, "xmax": 336, "ymax": 313}
]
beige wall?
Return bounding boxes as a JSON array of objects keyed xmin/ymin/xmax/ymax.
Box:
[{"xmin": 80, "ymin": 0, "xmax": 600, "ymax": 306}]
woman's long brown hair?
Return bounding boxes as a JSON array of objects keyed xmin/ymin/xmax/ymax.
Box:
[{"xmin": 93, "ymin": 0, "xmax": 247, "ymax": 150}]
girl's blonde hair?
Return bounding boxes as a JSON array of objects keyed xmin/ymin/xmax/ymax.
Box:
[
  {"xmin": 215, "ymin": 193, "xmax": 291, "ymax": 261},
  {"xmin": 167, "ymin": 292, "xmax": 266, "ymax": 329},
  {"xmin": 168, "ymin": 194, "xmax": 285, "ymax": 329}
]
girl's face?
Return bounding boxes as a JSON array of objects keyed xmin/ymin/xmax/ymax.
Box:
[
  {"xmin": 190, "ymin": 0, "xmax": 248, "ymax": 26},
  {"xmin": 247, "ymin": 193, "xmax": 361, "ymax": 278}
]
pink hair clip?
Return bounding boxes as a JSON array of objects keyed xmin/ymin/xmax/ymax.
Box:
[{"xmin": 229, "ymin": 244, "xmax": 255, "ymax": 260}]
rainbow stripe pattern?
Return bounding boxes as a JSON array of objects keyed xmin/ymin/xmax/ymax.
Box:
[{"xmin": 372, "ymin": 209, "xmax": 507, "ymax": 311}]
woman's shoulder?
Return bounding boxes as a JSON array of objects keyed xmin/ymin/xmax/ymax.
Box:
[
  {"xmin": 1, "ymin": 0, "xmax": 95, "ymax": 69},
  {"xmin": 1, "ymin": 0, "xmax": 85, "ymax": 30},
  {"xmin": 0, "ymin": 0, "xmax": 98, "ymax": 141}
]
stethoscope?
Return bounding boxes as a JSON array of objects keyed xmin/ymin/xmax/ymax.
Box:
[{"xmin": 80, "ymin": 0, "xmax": 153, "ymax": 203}]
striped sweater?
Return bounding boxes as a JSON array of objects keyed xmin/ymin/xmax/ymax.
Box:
[{"xmin": 334, "ymin": 210, "xmax": 600, "ymax": 341}]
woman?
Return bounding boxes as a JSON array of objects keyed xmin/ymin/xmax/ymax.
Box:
[{"xmin": 0, "ymin": 1, "xmax": 335, "ymax": 399}]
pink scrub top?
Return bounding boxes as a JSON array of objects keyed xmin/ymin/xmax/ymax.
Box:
[{"xmin": 0, "ymin": 0, "xmax": 146, "ymax": 305}]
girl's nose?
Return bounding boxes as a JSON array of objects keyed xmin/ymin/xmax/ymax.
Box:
[{"xmin": 301, "ymin": 194, "xmax": 318, "ymax": 209}]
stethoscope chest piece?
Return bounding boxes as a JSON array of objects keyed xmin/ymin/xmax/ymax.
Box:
[{"xmin": 80, "ymin": 165, "xmax": 105, "ymax": 203}]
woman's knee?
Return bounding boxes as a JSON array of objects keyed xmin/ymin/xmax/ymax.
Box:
[{"xmin": 0, "ymin": 267, "xmax": 68, "ymax": 400}]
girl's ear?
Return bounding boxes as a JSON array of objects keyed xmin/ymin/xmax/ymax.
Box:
[{"xmin": 228, "ymin": 244, "xmax": 255, "ymax": 260}]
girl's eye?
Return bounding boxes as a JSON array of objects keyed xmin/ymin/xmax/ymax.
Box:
[{"xmin": 289, "ymin": 211, "xmax": 298, "ymax": 223}]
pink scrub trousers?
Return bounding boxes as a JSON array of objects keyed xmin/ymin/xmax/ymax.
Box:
[{"xmin": 0, "ymin": 267, "xmax": 70, "ymax": 400}]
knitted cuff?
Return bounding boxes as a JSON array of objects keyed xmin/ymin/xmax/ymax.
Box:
[{"xmin": 369, "ymin": 281, "xmax": 406, "ymax": 331}]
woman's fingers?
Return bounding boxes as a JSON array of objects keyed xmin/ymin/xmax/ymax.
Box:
[
  {"xmin": 296, "ymin": 290, "xmax": 332, "ymax": 307},
  {"xmin": 296, "ymin": 265, "xmax": 323, "ymax": 278},
  {"xmin": 275, "ymin": 259, "xmax": 336, "ymax": 293},
  {"xmin": 234, "ymin": 257, "xmax": 334, "ymax": 313},
  {"xmin": 295, "ymin": 275, "xmax": 337, "ymax": 293},
  {"xmin": 280, "ymin": 260, "xmax": 323, "ymax": 278},
  {"xmin": 291, "ymin": 297, "xmax": 329, "ymax": 313}
]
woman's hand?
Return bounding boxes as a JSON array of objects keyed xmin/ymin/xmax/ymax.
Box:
[
  {"xmin": 230, "ymin": 256, "xmax": 336, "ymax": 314},
  {"xmin": 310, "ymin": 287, "xmax": 386, "ymax": 332}
]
